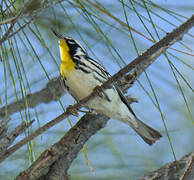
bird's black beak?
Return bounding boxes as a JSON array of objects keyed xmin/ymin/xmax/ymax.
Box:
[{"xmin": 51, "ymin": 28, "xmax": 64, "ymax": 39}]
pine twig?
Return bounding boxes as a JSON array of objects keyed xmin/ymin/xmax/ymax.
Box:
[{"xmin": 0, "ymin": 0, "xmax": 34, "ymax": 45}]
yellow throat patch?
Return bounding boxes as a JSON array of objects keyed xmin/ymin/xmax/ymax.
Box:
[{"xmin": 59, "ymin": 40, "xmax": 75, "ymax": 78}]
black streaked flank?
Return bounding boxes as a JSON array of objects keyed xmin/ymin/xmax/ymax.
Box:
[
  {"xmin": 87, "ymin": 57, "xmax": 111, "ymax": 78},
  {"xmin": 73, "ymin": 56, "xmax": 109, "ymax": 81},
  {"xmin": 61, "ymin": 79, "xmax": 80, "ymax": 101},
  {"xmin": 92, "ymin": 74, "xmax": 106, "ymax": 84},
  {"xmin": 75, "ymin": 66, "xmax": 91, "ymax": 74}
]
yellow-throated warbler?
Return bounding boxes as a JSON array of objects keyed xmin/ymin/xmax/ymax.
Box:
[{"xmin": 52, "ymin": 29, "xmax": 162, "ymax": 145}]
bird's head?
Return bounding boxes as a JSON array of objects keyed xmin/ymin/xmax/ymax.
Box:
[{"xmin": 51, "ymin": 28, "xmax": 87, "ymax": 57}]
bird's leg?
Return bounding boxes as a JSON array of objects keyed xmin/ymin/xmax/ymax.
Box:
[
  {"xmin": 78, "ymin": 109, "xmax": 90, "ymax": 113},
  {"xmin": 66, "ymin": 105, "xmax": 79, "ymax": 117},
  {"xmin": 78, "ymin": 105, "xmax": 98, "ymax": 114},
  {"xmin": 93, "ymin": 85, "xmax": 111, "ymax": 102}
]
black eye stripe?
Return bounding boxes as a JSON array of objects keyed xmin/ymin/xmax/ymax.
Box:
[
  {"xmin": 64, "ymin": 37, "xmax": 86, "ymax": 56},
  {"xmin": 68, "ymin": 43, "xmax": 77, "ymax": 55}
]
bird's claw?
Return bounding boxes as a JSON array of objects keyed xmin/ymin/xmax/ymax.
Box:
[
  {"xmin": 66, "ymin": 105, "xmax": 79, "ymax": 117},
  {"xmin": 93, "ymin": 85, "xmax": 111, "ymax": 102}
]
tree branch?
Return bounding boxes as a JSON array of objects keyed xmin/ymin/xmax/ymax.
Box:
[
  {"xmin": 0, "ymin": 117, "xmax": 10, "ymax": 139},
  {"xmin": 138, "ymin": 152, "xmax": 194, "ymax": 180},
  {"xmin": 0, "ymin": 77, "xmax": 62, "ymax": 118},
  {"xmin": 11, "ymin": 14, "xmax": 194, "ymax": 179},
  {"xmin": 15, "ymin": 114, "xmax": 108, "ymax": 180},
  {"xmin": 0, "ymin": 119, "xmax": 34, "ymax": 155}
]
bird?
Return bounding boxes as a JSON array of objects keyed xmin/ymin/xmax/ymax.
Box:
[{"xmin": 51, "ymin": 29, "xmax": 162, "ymax": 145}]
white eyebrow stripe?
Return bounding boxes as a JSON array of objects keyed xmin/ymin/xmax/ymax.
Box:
[{"xmin": 68, "ymin": 41, "xmax": 75, "ymax": 44}]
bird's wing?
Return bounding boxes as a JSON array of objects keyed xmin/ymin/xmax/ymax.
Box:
[{"xmin": 87, "ymin": 58, "xmax": 136, "ymax": 115}]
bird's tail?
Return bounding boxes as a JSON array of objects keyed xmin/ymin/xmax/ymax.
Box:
[{"xmin": 126, "ymin": 118, "xmax": 162, "ymax": 145}]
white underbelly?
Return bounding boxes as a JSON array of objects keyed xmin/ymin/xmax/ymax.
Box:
[
  {"xmin": 64, "ymin": 69, "xmax": 135, "ymax": 123},
  {"xmin": 65, "ymin": 69, "xmax": 102, "ymax": 99}
]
